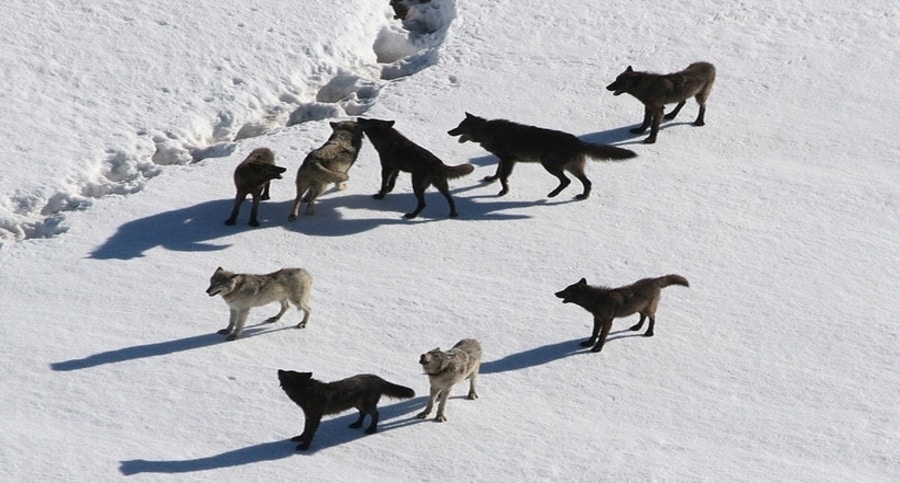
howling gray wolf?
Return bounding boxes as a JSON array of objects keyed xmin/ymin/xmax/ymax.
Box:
[
  {"xmin": 357, "ymin": 117, "xmax": 475, "ymax": 219},
  {"xmin": 447, "ymin": 113, "xmax": 636, "ymax": 199},
  {"xmin": 224, "ymin": 147, "xmax": 287, "ymax": 226},
  {"xmin": 417, "ymin": 338, "xmax": 482, "ymax": 422},
  {"xmin": 288, "ymin": 121, "xmax": 364, "ymax": 220},
  {"xmin": 277, "ymin": 369, "xmax": 415, "ymax": 451},
  {"xmin": 606, "ymin": 61, "xmax": 716, "ymax": 144},
  {"xmin": 205, "ymin": 267, "xmax": 312, "ymax": 341},
  {"xmin": 555, "ymin": 274, "xmax": 689, "ymax": 353}
]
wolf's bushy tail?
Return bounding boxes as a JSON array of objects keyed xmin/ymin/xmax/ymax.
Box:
[
  {"xmin": 382, "ymin": 381, "xmax": 415, "ymax": 400},
  {"xmin": 659, "ymin": 274, "xmax": 690, "ymax": 288},
  {"xmin": 444, "ymin": 163, "xmax": 476, "ymax": 179},
  {"xmin": 582, "ymin": 142, "xmax": 637, "ymax": 161},
  {"xmin": 308, "ymin": 163, "xmax": 350, "ymax": 183}
]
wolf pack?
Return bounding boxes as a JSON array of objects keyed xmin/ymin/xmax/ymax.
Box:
[{"xmin": 208, "ymin": 59, "xmax": 713, "ymax": 451}]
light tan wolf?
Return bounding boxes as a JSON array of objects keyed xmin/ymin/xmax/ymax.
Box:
[
  {"xmin": 555, "ymin": 274, "xmax": 689, "ymax": 353},
  {"xmin": 288, "ymin": 121, "xmax": 364, "ymax": 220},
  {"xmin": 606, "ymin": 61, "xmax": 716, "ymax": 144},
  {"xmin": 417, "ymin": 338, "xmax": 482, "ymax": 422},
  {"xmin": 205, "ymin": 267, "xmax": 312, "ymax": 341},
  {"xmin": 447, "ymin": 113, "xmax": 636, "ymax": 199},
  {"xmin": 224, "ymin": 147, "xmax": 287, "ymax": 227}
]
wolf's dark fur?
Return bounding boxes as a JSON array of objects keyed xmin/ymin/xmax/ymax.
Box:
[
  {"xmin": 277, "ymin": 369, "xmax": 415, "ymax": 451},
  {"xmin": 358, "ymin": 117, "xmax": 474, "ymax": 218},
  {"xmin": 555, "ymin": 274, "xmax": 689, "ymax": 353},
  {"xmin": 224, "ymin": 147, "xmax": 287, "ymax": 226},
  {"xmin": 606, "ymin": 61, "xmax": 716, "ymax": 144},
  {"xmin": 447, "ymin": 113, "xmax": 636, "ymax": 199}
]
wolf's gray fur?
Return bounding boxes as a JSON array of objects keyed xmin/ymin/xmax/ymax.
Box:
[
  {"xmin": 416, "ymin": 338, "xmax": 482, "ymax": 422},
  {"xmin": 289, "ymin": 121, "xmax": 364, "ymax": 220},
  {"xmin": 206, "ymin": 267, "xmax": 312, "ymax": 340}
]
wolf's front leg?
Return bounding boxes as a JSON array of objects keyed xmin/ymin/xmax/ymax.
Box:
[
  {"xmin": 218, "ymin": 309, "xmax": 238, "ymax": 336},
  {"xmin": 416, "ymin": 386, "xmax": 440, "ymax": 419},
  {"xmin": 580, "ymin": 317, "xmax": 601, "ymax": 347},
  {"xmin": 226, "ymin": 309, "xmax": 250, "ymax": 341}
]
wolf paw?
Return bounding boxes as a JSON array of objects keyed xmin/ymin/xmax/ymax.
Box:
[
  {"xmin": 434, "ymin": 415, "xmax": 447, "ymax": 422},
  {"xmin": 416, "ymin": 411, "xmax": 430, "ymax": 419},
  {"xmin": 225, "ymin": 334, "xmax": 239, "ymax": 341},
  {"xmin": 467, "ymin": 392, "xmax": 478, "ymax": 400},
  {"xmin": 217, "ymin": 328, "xmax": 230, "ymax": 335}
]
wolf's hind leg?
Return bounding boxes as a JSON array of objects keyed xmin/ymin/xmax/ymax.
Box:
[
  {"xmin": 265, "ymin": 300, "xmax": 289, "ymax": 324},
  {"xmin": 664, "ymin": 101, "xmax": 687, "ymax": 120}
]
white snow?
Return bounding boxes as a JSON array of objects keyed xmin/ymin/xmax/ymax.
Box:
[{"xmin": 1, "ymin": 0, "xmax": 898, "ymax": 481}]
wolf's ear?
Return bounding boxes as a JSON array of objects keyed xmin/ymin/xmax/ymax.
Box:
[
  {"xmin": 626, "ymin": 66, "xmax": 633, "ymax": 72},
  {"xmin": 330, "ymin": 121, "xmax": 338, "ymax": 128},
  {"xmin": 387, "ymin": 120, "xmax": 396, "ymax": 127},
  {"xmin": 215, "ymin": 266, "xmax": 224, "ymax": 272},
  {"xmin": 465, "ymin": 112, "xmax": 473, "ymax": 118},
  {"xmin": 578, "ymin": 277, "xmax": 587, "ymax": 285}
]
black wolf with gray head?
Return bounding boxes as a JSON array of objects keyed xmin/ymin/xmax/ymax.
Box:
[
  {"xmin": 606, "ymin": 61, "xmax": 716, "ymax": 144},
  {"xmin": 277, "ymin": 369, "xmax": 415, "ymax": 451},
  {"xmin": 447, "ymin": 113, "xmax": 636, "ymax": 199},
  {"xmin": 224, "ymin": 147, "xmax": 287, "ymax": 227},
  {"xmin": 417, "ymin": 338, "xmax": 482, "ymax": 422},
  {"xmin": 555, "ymin": 274, "xmax": 689, "ymax": 353},
  {"xmin": 288, "ymin": 121, "xmax": 364, "ymax": 220},
  {"xmin": 206, "ymin": 267, "xmax": 312, "ymax": 341},
  {"xmin": 358, "ymin": 117, "xmax": 474, "ymax": 218}
]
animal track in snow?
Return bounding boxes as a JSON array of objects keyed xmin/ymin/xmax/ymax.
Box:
[{"xmin": 5, "ymin": 1, "xmax": 456, "ymax": 241}]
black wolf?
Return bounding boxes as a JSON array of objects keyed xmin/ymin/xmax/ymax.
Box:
[
  {"xmin": 358, "ymin": 117, "xmax": 474, "ymax": 218},
  {"xmin": 224, "ymin": 147, "xmax": 287, "ymax": 226},
  {"xmin": 606, "ymin": 62, "xmax": 716, "ymax": 144},
  {"xmin": 555, "ymin": 274, "xmax": 689, "ymax": 353},
  {"xmin": 277, "ymin": 369, "xmax": 415, "ymax": 451},
  {"xmin": 447, "ymin": 113, "xmax": 636, "ymax": 198}
]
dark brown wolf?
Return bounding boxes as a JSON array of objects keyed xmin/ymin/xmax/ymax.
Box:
[
  {"xmin": 357, "ymin": 117, "xmax": 474, "ymax": 218},
  {"xmin": 277, "ymin": 369, "xmax": 415, "ymax": 451},
  {"xmin": 554, "ymin": 274, "xmax": 689, "ymax": 353},
  {"xmin": 288, "ymin": 121, "xmax": 364, "ymax": 220},
  {"xmin": 606, "ymin": 62, "xmax": 716, "ymax": 144},
  {"xmin": 224, "ymin": 147, "xmax": 287, "ymax": 226},
  {"xmin": 447, "ymin": 113, "xmax": 636, "ymax": 199}
]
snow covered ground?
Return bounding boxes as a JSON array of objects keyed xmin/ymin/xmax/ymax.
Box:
[{"xmin": 1, "ymin": 0, "xmax": 898, "ymax": 481}]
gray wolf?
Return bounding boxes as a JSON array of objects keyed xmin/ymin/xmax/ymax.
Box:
[
  {"xmin": 277, "ymin": 369, "xmax": 415, "ymax": 451},
  {"xmin": 447, "ymin": 113, "xmax": 636, "ymax": 199},
  {"xmin": 555, "ymin": 274, "xmax": 689, "ymax": 353},
  {"xmin": 288, "ymin": 121, "xmax": 364, "ymax": 220},
  {"xmin": 606, "ymin": 61, "xmax": 716, "ymax": 144},
  {"xmin": 224, "ymin": 147, "xmax": 287, "ymax": 226},
  {"xmin": 357, "ymin": 117, "xmax": 474, "ymax": 218},
  {"xmin": 205, "ymin": 267, "xmax": 312, "ymax": 341},
  {"xmin": 417, "ymin": 338, "xmax": 482, "ymax": 422}
]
